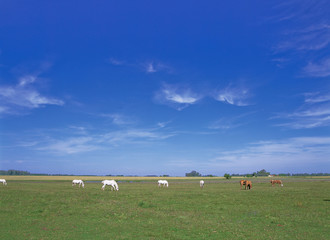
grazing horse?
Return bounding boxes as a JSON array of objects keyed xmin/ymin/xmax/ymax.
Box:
[
  {"xmin": 270, "ymin": 180, "xmax": 283, "ymax": 187},
  {"xmin": 158, "ymin": 180, "xmax": 169, "ymax": 187},
  {"xmin": 240, "ymin": 180, "xmax": 252, "ymax": 190},
  {"xmin": 200, "ymin": 180, "xmax": 205, "ymax": 188},
  {"xmin": 240, "ymin": 180, "xmax": 246, "ymax": 190},
  {"xmin": 0, "ymin": 179, "xmax": 7, "ymax": 185},
  {"xmin": 244, "ymin": 180, "xmax": 252, "ymax": 189},
  {"xmin": 72, "ymin": 179, "xmax": 84, "ymax": 188},
  {"xmin": 102, "ymin": 180, "xmax": 119, "ymax": 191}
]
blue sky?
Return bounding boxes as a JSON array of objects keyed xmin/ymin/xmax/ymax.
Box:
[{"xmin": 1, "ymin": 0, "xmax": 330, "ymax": 176}]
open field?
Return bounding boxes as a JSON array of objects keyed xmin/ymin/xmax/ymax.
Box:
[{"xmin": 0, "ymin": 177, "xmax": 329, "ymax": 239}]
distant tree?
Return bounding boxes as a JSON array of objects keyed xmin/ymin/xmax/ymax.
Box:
[
  {"xmin": 256, "ymin": 169, "xmax": 270, "ymax": 176},
  {"xmin": 0, "ymin": 169, "xmax": 31, "ymax": 175},
  {"xmin": 161, "ymin": 175, "xmax": 169, "ymax": 177},
  {"xmin": 204, "ymin": 174, "xmax": 216, "ymax": 177},
  {"xmin": 185, "ymin": 170, "xmax": 202, "ymax": 177},
  {"xmin": 224, "ymin": 173, "xmax": 231, "ymax": 179},
  {"xmin": 231, "ymin": 173, "xmax": 244, "ymax": 177},
  {"xmin": 279, "ymin": 173, "xmax": 291, "ymax": 176}
]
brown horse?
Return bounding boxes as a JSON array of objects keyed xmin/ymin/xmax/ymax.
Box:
[
  {"xmin": 240, "ymin": 180, "xmax": 245, "ymax": 190},
  {"xmin": 240, "ymin": 180, "xmax": 252, "ymax": 190},
  {"xmin": 270, "ymin": 180, "xmax": 283, "ymax": 186},
  {"xmin": 245, "ymin": 180, "xmax": 252, "ymax": 189}
]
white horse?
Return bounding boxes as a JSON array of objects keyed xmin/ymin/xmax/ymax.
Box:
[
  {"xmin": 158, "ymin": 180, "xmax": 168, "ymax": 187},
  {"xmin": 0, "ymin": 179, "xmax": 7, "ymax": 185},
  {"xmin": 72, "ymin": 179, "xmax": 84, "ymax": 188},
  {"xmin": 200, "ymin": 180, "xmax": 204, "ymax": 188},
  {"xmin": 102, "ymin": 180, "xmax": 119, "ymax": 191}
]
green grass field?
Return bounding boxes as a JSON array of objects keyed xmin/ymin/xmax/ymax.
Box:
[{"xmin": 0, "ymin": 177, "xmax": 329, "ymax": 239}]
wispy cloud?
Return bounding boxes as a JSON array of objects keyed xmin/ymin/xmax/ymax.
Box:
[
  {"xmin": 155, "ymin": 83, "xmax": 254, "ymax": 110},
  {"xmin": 38, "ymin": 137, "xmax": 100, "ymax": 154},
  {"xmin": 304, "ymin": 92, "xmax": 330, "ymax": 103},
  {"xmin": 108, "ymin": 57, "xmax": 173, "ymax": 74},
  {"xmin": 143, "ymin": 61, "xmax": 172, "ymax": 74},
  {"xmin": 275, "ymin": 92, "xmax": 330, "ymax": 129},
  {"xmin": 108, "ymin": 58, "xmax": 125, "ymax": 66},
  {"xmin": 271, "ymin": 1, "xmax": 330, "ymax": 75},
  {"xmin": 100, "ymin": 113, "xmax": 135, "ymax": 126},
  {"xmin": 208, "ymin": 137, "xmax": 330, "ymax": 173},
  {"xmin": 101, "ymin": 128, "xmax": 175, "ymax": 146},
  {"xmin": 145, "ymin": 62, "xmax": 157, "ymax": 73},
  {"xmin": 155, "ymin": 84, "xmax": 201, "ymax": 110},
  {"xmin": 276, "ymin": 24, "xmax": 330, "ymax": 52},
  {"xmin": 213, "ymin": 86, "xmax": 252, "ymax": 106},
  {"xmin": 209, "ymin": 112, "xmax": 255, "ymax": 130},
  {"xmin": 303, "ymin": 58, "xmax": 330, "ymax": 77},
  {"xmin": 157, "ymin": 121, "xmax": 171, "ymax": 128},
  {"xmin": 278, "ymin": 116, "xmax": 330, "ymax": 129},
  {"xmin": 272, "ymin": 0, "xmax": 330, "ymax": 50},
  {"xmin": 0, "ymin": 74, "xmax": 64, "ymax": 116},
  {"xmin": 33, "ymin": 126, "xmax": 176, "ymax": 155},
  {"xmin": 271, "ymin": 58, "xmax": 291, "ymax": 68}
]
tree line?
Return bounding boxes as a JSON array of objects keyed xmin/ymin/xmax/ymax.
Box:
[
  {"xmin": 0, "ymin": 170, "xmax": 31, "ymax": 175},
  {"xmin": 1, "ymin": 169, "xmax": 329, "ymax": 176},
  {"xmin": 186, "ymin": 169, "xmax": 330, "ymax": 177}
]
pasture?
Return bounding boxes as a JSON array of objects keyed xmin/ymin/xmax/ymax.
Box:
[{"xmin": 0, "ymin": 177, "xmax": 329, "ymax": 239}]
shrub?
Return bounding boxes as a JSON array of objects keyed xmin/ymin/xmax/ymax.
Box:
[{"xmin": 224, "ymin": 173, "xmax": 231, "ymax": 179}]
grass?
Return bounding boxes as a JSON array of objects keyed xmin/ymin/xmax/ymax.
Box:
[
  {"xmin": 0, "ymin": 177, "xmax": 329, "ymax": 239},
  {"xmin": 0, "ymin": 175, "xmax": 224, "ymax": 181}
]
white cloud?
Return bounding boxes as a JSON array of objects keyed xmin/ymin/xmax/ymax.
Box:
[
  {"xmin": 209, "ymin": 112, "xmax": 254, "ymax": 130},
  {"xmin": 102, "ymin": 128, "xmax": 175, "ymax": 146},
  {"xmin": 208, "ymin": 137, "xmax": 330, "ymax": 173},
  {"xmin": 291, "ymin": 104, "xmax": 330, "ymax": 118},
  {"xmin": 108, "ymin": 58, "xmax": 125, "ymax": 66},
  {"xmin": 146, "ymin": 63, "xmax": 157, "ymax": 73},
  {"xmin": 18, "ymin": 75, "xmax": 37, "ymax": 87},
  {"xmin": 156, "ymin": 83, "xmax": 253, "ymax": 110},
  {"xmin": 34, "ymin": 126, "xmax": 175, "ymax": 155},
  {"xmin": 272, "ymin": 0, "xmax": 330, "ymax": 51},
  {"xmin": 0, "ymin": 74, "xmax": 64, "ymax": 116},
  {"xmin": 303, "ymin": 58, "xmax": 330, "ymax": 77},
  {"xmin": 163, "ymin": 89, "xmax": 198, "ymax": 104},
  {"xmin": 155, "ymin": 84, "xmax": 201, "ymax": 110},
  {"xmin": 277, "ymin": 24, "xmax": 330, "ymax": 52},
  {"xmin": 278, "ymin": 116, "xmax": 330, "ymax": 129},
  {"xmin": 108, "ymin": 58, "xmax": 173, "ymax": 74},
  {"xmin": 100, "ymin": 113, "xmax": 135, "ymax": 126},
  {"xmin": 271, "ymin": 1, "xmax": 330, "ymax": 75},
  {"xmin": 275, "ymin": 92, "xmax": 330, "ymax": 129},
  {"xmin": 143, "ymin": 61, "xmax": 172, "ymax": 74},
  {"xmin": 38, "ymin": 137, "xmax": 100, "ymax": 154},
  {"xmin": 214, "ymin": 87, "xmax": 251, "ymax": 106},
  {"xmin": 157, "ymin": 121, "xmax": 171, "ymax": 128},
  {"xmin": 304, "ymin": 92, "xmax": 330, "ymax": 103}
]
